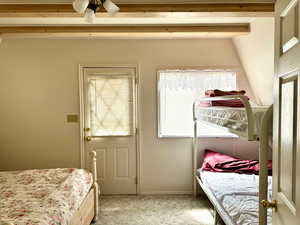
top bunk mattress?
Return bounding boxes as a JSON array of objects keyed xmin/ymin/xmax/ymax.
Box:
[
  {"xmin": 195, "ymin": 106, "xmax": 269, "ymax": 139},
  {"xmin": 0, "ymin": 168, "xmax": 93, "ymax": 225},
  {"xmin": 197, "ymin": 169, "xmax": 272, "ymax": 225}
]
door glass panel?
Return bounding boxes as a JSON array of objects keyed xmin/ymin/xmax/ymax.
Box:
[{"xmin": 89, "ymin": 75, "xmax": 134, "ymax": 136}]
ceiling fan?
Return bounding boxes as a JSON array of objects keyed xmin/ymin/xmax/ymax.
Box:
[{"xmin": 72, "ymin": 0, "xmax": 120, "ymax": 23}]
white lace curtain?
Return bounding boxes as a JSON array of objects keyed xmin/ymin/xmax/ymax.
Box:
[{"xmin": 159, "ymin": 70, "xmax": 237, "ymax": 91}]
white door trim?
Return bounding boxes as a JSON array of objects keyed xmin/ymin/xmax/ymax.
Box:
[{"xmin": 78, "ymin": 64, "xmax": 141, "ymax": 194}]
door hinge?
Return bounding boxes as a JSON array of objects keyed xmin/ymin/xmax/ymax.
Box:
[
  {"xmin": 135, "ymin": 77, "xmax": 139, "ymax": 84},
  {"xmin": 135, "ymin": 127, "xmax": 138, "ymax": 135},
  {"xmin": 135, "ymin": 176, "xmax": 138, "ymax": 184}
]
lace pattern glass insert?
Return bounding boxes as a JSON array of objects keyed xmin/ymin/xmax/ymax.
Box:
[{"xmin": 89, "ymin": 76, "xmax": 133, "ymax": 136}]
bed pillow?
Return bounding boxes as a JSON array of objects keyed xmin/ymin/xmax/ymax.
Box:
[{"xmin": 201, "ymin": 149, "xmax": 272, "ymax": 175}]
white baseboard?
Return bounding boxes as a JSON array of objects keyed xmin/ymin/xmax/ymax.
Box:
[{"xmin": 140, "ymin": 190, "xmax": 193, "ymax": 195}]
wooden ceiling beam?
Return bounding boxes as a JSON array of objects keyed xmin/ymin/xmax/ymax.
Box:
[
  {"xmin": 0, "ymin": 24, "xmax": 250, "ymax": 34},
  {"xmin": 0, "ymin": 3, "xmax": 274, "ymax": 17},
  {"xmin": 117, "ymin": 3, "xmax": 274, "ymax": 13}
]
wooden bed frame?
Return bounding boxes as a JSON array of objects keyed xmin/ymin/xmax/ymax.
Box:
[{"xmin": 69, "ymin": 151, "xmax": 99, "ymax": 225}]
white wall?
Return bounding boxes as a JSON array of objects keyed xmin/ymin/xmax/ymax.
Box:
[
  {"xmin": 0, "ymin": 38, "xmax": 258, "ymax": 194},
  {"xmin": 233, "ymin": 18, "xmax": 275, "ymax": 105}
]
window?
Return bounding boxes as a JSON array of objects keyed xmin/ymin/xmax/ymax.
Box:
[
  {"xmin": 89, "ymin": 75, "xmax": 134, "ymax": 136},
  {"xmin": 158, "ymin": 69, "xmax": 238, "ymax": 138}
]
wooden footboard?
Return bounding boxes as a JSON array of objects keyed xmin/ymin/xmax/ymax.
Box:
[
  {"xmin": 70, "ymin": 151, "xmax": 99, "ymax": 225},
  {"xmin": 70, "ymin": 187, "xmax": 95, "ymax": 225}
]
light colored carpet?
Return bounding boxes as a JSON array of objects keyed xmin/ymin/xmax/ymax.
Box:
[{"xmin": 94, "ymin": 195, "xmax": 215, "ymax": 225}]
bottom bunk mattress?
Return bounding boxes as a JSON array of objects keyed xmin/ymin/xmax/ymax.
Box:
[
  {"xmin": 0, "ymin": 168, "xmax": 93, "ymax": 225},
  {"xmin": 197, "ymin": 169, "xmax": 272, "ymax": 225}
]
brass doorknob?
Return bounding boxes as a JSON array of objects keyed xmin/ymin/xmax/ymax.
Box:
[
  {"xmin": 85, "ymin": 136, "xmax": 92, "ymax": 142},
  {"xmin": 261, "ymin": 200, "xmax": 277, "ymax": 212}
]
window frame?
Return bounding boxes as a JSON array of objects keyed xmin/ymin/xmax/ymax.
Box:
[{"xmin": 157, "ymin": 68, "xmax": 239, "ymax": 139}]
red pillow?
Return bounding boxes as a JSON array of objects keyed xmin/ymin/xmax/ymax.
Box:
[{"xmin": 201, "ymin": 149, "xmax": 272, "ymax": 175}]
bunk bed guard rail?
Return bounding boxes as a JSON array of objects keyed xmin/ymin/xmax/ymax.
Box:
[{"xmin": 193, "ymin": 95, "xmax": 256, "ymax": 141}]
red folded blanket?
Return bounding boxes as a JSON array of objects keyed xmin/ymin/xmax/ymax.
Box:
[
  {"xmin": 200, "ymin": 89, "xmax": 248, "ymax": 108},
  {"xmin": 201, "ymin": 149, "xmax": 272, "ymax": 175},
  {"xmin": 205, "ymin": 89, "xmax": 246, "ymax": 97},
  {"xmin": 199, "ymin": 99, "xmax": 245, "ymax": 107}
]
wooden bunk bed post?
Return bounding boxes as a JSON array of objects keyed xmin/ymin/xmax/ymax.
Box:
[
  {"xmin": 258, "ymin": 105, "xmax": 273, "ymax": 225},
  {"xmin": 90, "ymin": 150, "xmax": 99, "ymax": 221}
]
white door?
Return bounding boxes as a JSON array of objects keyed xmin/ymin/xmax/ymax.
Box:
[
  {"xmin": 81, "ymin": 66, "xmax": 137, "ymax": 195},
  {"xmin": 273, "ymin": 0, "xmax": 300, "ymax": 224}
]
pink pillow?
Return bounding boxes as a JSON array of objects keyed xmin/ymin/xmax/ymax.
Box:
[{"xmin": 201, "ymin": 149, "xmax": 272, "ymax": 175}]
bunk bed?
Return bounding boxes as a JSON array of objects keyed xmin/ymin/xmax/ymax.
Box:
[{"xmin": 192, "ymin": 94, "xmax": 273, "ymax": 225}]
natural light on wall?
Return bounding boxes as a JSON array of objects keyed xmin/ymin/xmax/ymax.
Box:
[{"xmin": 158, "ymin": 70, "xmax": 238, "ymax": 138}]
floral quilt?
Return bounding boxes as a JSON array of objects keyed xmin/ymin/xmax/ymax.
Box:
[{"xmin": 0, "ymin": 168, "xmax": 93, "ymax": 225}]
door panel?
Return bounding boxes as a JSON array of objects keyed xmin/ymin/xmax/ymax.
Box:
[
  {"xmin": 95, "ymin": 148, "xmax": 106, "ymax": 179},
  {"xmin": 274, "ymin": 0, "xmax": 300, "ymax": 224},
  {"xmin": 277, "ymin": 72, "xmax": 298, "ymax": 217},
  {"xmin": 115, "ymin": 147, "xmax": 130, "ymax": 178},
  {"xmin": 82, "ymin": 67, "xmax": 137, "ymax": 195},
  {"xmin": 280, "ymin": 0, "xmax": 299, "ymax": 54}
]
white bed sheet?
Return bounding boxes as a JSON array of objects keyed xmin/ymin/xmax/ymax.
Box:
[
  {"xmin": 196, "ymin": 106, "xmax": 269, "ymax": 137},
  {"xmin": 198, "ymin": 170, "xmax": 272, "ymax": 225}
]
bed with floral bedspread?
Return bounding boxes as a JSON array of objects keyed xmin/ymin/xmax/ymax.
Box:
[{"xmin": 0, "ymin": 168, "xmax": 93, "ymax": 225}]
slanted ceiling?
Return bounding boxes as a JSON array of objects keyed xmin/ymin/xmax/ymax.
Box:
[{"xmin": 233, "ymin": 18, "xmax": 274, "ymax": 105}]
